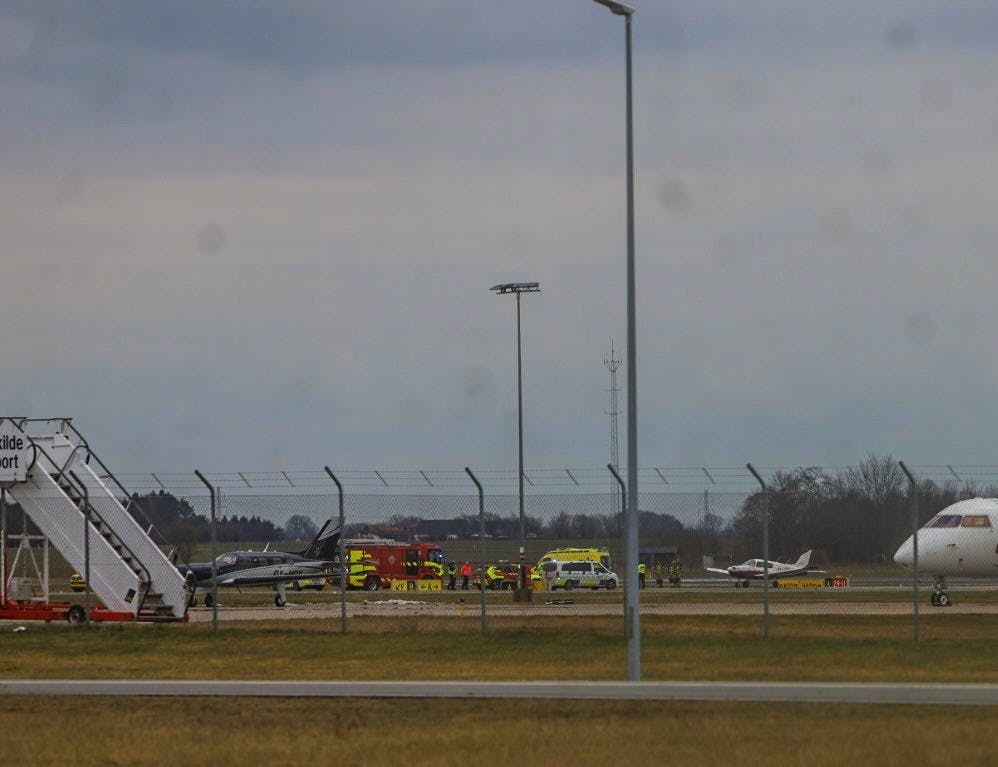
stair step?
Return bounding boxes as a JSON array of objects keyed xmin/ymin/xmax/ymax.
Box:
[
  {"xmin": 135, "ymin": 613, "xmax": 185, "ymax": 623},
  {"xmin": 20, "ymin": 438, "xmax": 187, "ymax": 620}
]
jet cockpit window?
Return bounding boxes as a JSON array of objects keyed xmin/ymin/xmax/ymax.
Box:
[
  {"xmin": 929, "ymin": 515, "xmax": 962, "ymax": 528},
  {"xmin": 961, "ymin": 515, "xmax": 992, "ymax": 528},
  {"xmin": 216, "ymin": 554, "xmax": 237, "ymax": 566}
]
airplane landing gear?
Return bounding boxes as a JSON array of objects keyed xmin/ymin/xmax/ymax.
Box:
[
  {"xmin": 735, "ymin": 580, "xmax": 749, "ymax": 588},
  {"xmin": 273, "ymin": 583, "xmax": 288, "ymax": 607},
  {"xmin": 930, "ymin": 576, "xmax": 952, "ymax": 607}
]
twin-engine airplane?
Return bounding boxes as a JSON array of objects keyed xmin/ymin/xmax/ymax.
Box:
[
  {"xmin": 706, "ymin": 550, "xmax": 825, "ymax": 587},
  {"xmin": 178, "ymin": 519, "xmax": 342, "ymax": 607},
  {"xmin": 894, "ymin": 498, "xmax": 998, "ymax": 606}
]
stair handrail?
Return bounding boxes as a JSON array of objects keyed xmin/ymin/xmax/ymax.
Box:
[
  {"xmin": 6, "ymin": 427, "xmax": 156, "ymax": 615},
  {"xmin": 63, "ymin": 468, "xmax": 154, "ymax": 617},
  {"xmin": 9, "ymin": 419, "xmax": 162, "ymax": 543},
  {"xmin": 46, "ymin": 438, "xmax": 173, "ymax": 555},
  {"xmin": 8, "ymin": 419, "xmax": 171, "ymax": 617},
  {"xmin": 48, "ymin": 420, "xmax": 173, "ymax": 550}
]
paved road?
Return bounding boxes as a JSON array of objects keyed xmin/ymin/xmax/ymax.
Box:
[{"xmin": 2, "ymin": 679, "xmax": 997, "ymax": 705}]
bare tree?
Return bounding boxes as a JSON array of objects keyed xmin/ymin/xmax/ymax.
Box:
[{"xmin": 284, "ymin": 514, "xmax": 319, "ymax": 542}]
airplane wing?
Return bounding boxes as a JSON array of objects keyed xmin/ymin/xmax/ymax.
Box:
[
  {"xmin": 704, "ymin": 567, "xmax": 731, "ymax": 575},
  {"xmin": 761, "ymin": 566, "xmax": 826, "ymax": 579}
]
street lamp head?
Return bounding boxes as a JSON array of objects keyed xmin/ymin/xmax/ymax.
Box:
[
  {"xmin": 593, "ymin": 0, "xmax": 634, "ymax": 16},
  {"xmin": 490, "ymin": 282, "xmax": 541, "ymax": 295}
]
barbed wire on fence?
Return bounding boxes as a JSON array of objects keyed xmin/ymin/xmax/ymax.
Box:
[
  {"xmin": 111, "ymin": 463, "xmax": 998, "ymax": 496},
  {"xmin": 114, "ymin": 467, "xmax": 752, "ymax": 494}
]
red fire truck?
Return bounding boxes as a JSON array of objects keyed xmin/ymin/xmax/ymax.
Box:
[{"xmin": 344, "ymin": 538, "xmax": 445, "ymax": 591}]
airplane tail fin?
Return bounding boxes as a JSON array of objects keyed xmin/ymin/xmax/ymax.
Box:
[
  {"xmin": 299, "ymin": 519, "xmax": 341, "ymax": 560},
  {"xmin": 796, "ymin": 549, "xmax": 813, "ymax": 568}
]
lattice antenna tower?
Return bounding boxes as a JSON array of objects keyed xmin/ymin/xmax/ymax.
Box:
[{"xmin": 604, "ymin": 340, "xmax": 622, "ymax": 525}]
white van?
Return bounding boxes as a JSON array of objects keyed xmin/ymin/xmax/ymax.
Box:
[{"xmin": 540, "ymin": 560, "xmax": 618, "ymax": 591}]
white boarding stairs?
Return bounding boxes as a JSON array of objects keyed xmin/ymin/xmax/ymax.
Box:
[{"xmin": 7, "ymin": 424, "xmax": 188, "ymax": 620}]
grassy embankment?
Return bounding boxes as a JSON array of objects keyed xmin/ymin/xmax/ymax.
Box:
[
  {"xmin": 4, "ymin": 616, "xmax": 997, "ymax": 764},
  {"xmin": 3, "ymin": 697, "xmax": 997, "ymax": 766},
  {"xmin": 2, "ymin": 614, "xmax": 997, "ymax": 682}
]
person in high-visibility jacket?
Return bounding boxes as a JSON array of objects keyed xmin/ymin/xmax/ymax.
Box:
[
  {"xmin": 486, "ymin": 564, "xmax": 503, "ymax": 589},
  {"xmin": 460, "ymin": 561, "xmax": 472, "ymax": 591},
  {"xmin": 654, "ymin": 561, "xmax": 665, "ymax": 588},
  {"xmin": 446, "ymin": 561, "xmax": 457, "ymax": 591},
  {"xmin": 668, "ymin": 558, "xmax": 683, "ymax": 588},
  {"xmin": 638, "ymin": 562, "xmax": 647, "ymax": 589}
]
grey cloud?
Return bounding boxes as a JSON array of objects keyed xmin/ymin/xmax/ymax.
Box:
[
  {"xmin": 2, "ymin": 0, "xmax": 646, "ymax": 73},
  {"xmin": 7, "ymin": 2, "xmax": 998, "ymax": 473},
  {"xmin": 16, "ymin": 0, "xmax": 998, "ymax": 83}
]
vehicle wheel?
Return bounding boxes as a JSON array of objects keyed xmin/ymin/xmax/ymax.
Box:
[
  {"xmin": 606, "ymin": 579, "xmax": 617, "ymax": 590},
  {"xmin": 204, "ymin": 593, "xmax": 214, "ymax": 608},
  {"xmin": 67, "ymin": 605, "xmax": 87, "ymax": 625},
  {"xmin": 564, "ymin": 580, "xmax": 574, "ymax": 591},
  {"xmin": 364, "ymin": 576, "xmax": 380, "ymax": 591},
  {"xmin": 930, "ymin": 592, "xmax": 940, "ymax": 606},
  {"xmin": 275, "ymin": 594, "xmax": 286, "ymax": 607},
  {"xmin": 938, "ymin": 593, "xmax": 951, "ymax": 607}
]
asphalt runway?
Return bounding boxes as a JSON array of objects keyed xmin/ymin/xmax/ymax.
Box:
[{"xmin": 2, "ymin": 679, "xmax": 997, "ymax": 705}]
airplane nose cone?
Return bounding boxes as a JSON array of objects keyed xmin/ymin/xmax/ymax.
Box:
[{"xmin": 894, "ymin": 538, "xmax": 913, "ymax": 568}]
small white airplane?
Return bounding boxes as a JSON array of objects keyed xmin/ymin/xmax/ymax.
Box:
[
  {"xmin": 894, "ymin": 498, "xmax": 998, "ymax": 606},
  {"xmin": 706, "ymin": 550, "xmax": 824, "ymax": 588}
]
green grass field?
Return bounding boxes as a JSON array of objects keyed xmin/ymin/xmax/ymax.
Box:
[
  {"xmin": 6, "ymin": 537, "xmax": 994, "ymax": 766},
  {"xmin": 3, "ymin": 615, "xmax": 997, "ymax": 764},
  {"xmin": 2, "ymin": 615, "xmax": 997, "ymax": 682},
  {"xmin": 2, "ymin": 697, "xmax": 996, "ymax": 766}
]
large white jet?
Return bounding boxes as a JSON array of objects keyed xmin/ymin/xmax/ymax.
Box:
[
  {"xmin": 705, "ymin": 550, "xmax": 824, "ymax": 588},
  {"xmin": 894, "ymin": 498, "xmax": 998, "ymax": 606}
]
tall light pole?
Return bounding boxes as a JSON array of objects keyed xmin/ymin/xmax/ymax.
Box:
[
  {"xmin": 491, "ymin": 281, "xmax": 541, "ymax": 595},
  {"xmin": 593, "ymin": 0, "xmax": 640, "ymax": 681}
]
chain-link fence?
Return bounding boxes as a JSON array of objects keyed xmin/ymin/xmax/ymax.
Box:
[{"xmin": 5, "ymin": 460, "xmax": 998, "ymax": 644}]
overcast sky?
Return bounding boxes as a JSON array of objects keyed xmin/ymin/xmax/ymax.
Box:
[{"xmin": 3, "ymin": 1, "xmax": 998, "ymax": 474}]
